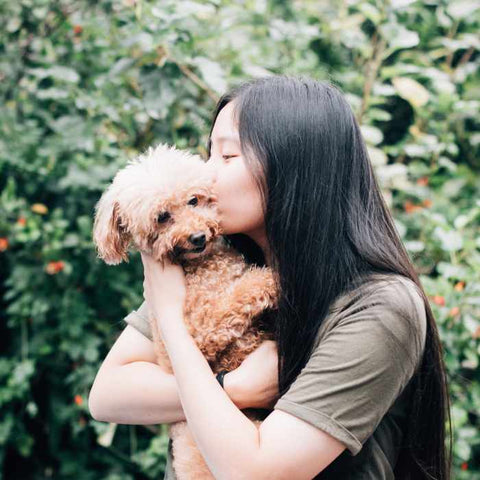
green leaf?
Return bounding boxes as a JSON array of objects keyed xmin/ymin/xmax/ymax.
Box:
[{"xmin": 433, "ymin": 226, "xmax": 464, "ymax": 252}]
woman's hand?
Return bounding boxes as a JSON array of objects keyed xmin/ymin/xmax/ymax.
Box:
[
  {"xmin": 229, "ymin": 340, "xmax": 280, "ymax": 410},
  {"xmin": 140, "ymin": 251, "xmax": 187, "ymax": 334}
]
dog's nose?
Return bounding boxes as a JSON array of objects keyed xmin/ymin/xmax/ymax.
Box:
[{"xmin": 189, "ymin": 233, "xmax": 206, "ymax": 247}]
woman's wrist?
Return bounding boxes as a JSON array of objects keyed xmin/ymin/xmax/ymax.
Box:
[
  {"xmin": 154, "ymin": 305, "xmax": 187, "ymax": 336},
  {"xmin": 154, "ymin": 303, "xmax": 184, "ymax": 321}
]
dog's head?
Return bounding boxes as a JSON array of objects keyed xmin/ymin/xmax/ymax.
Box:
[{"xmin": 92, "ymin": 142, "xmax": 222, "ymax": 265}]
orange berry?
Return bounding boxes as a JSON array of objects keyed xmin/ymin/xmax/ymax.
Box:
[
  {"xmin": 416, "ymin": 176, "xmax": 429, "ymax": 186},
  {"xmin": 0, "ymin": 238, "xmax": 8, "ymax": 251},
  {"xmin": 46, "ymin": 262, "xmax": 57, "ymax": 274},
  {"xmin": 17, "ymin": 217, "xmax": 26, "ymax": 226},
  {"xmin": 46, "ymin": 264, "xmax": 54, "ymax": 274},
  {"xmin": 404, "ymin": 200, "xmax": 423, "ymax": 214},
  {"xmin": 448, "ymin": 307, "xmax": 460, "ymax": 317},
  {"xmin": 454, "ymin": 281, "xmax": 465, "ymax": 291},
  {"xmin": 31, "ymin": 203, "xmax": 48, "ymax": 215},
  {"xmin": 432, "ymin": 295, "xmax": 445, "ymax": 306},
  {"xmin": 473, "ymin": 326, "xmax": 480, "ymax": 340},
  {"xmin": 45, "ymin": 261, "xmax": 65, "ymax": 274},
  {"xmin": 74, "ymin": 395, "xmax": 83, "ymax": 406},
  {"xmin": 422, "ymin": 199, "xmax": 432, "ymax": 208},
  {"xmin": 73, "ymin": 25, "xmax": 83, "ymax": 34}
]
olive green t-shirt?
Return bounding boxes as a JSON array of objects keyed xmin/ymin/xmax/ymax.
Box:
[{"xmin": 122, "ymin": 272, "xmax": 427, "ymax": 479}]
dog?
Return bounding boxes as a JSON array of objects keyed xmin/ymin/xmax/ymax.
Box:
[{"xmin": 92, "ymin": 142, "xmax": 279, "ymax": 479}]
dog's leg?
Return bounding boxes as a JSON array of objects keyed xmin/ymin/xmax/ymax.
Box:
[
  {"xmin": 169, "ymin": 422, "xmax": 216, "ymax": 479},
  {"xmin": 226, "ymin": 266, "xmax": 279, "ymax": 319},
  {"xmin": 199, "ymin": 267, "xmax": 279, "ymax": 360}
]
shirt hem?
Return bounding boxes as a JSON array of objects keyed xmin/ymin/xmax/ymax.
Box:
[
  {"xmin": 122, "ymin": 315, "xmax": 153, "ymax": 342},
  {"xmin": 274, "ymin": 398, "xmax": 363, "ymax": 456}
]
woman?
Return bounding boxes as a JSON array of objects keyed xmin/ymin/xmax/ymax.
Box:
[{"xmin": 89, "ymin": 75, "xmax": 452, "ymax": 479}]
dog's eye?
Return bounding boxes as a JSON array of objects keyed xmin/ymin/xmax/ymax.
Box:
[
  {"xmin": 157, "ymin": 212, "xmax": 171, "ymax": 223},
  {"xmin": 188, "ymin": 197, "xmax": 198, "ymax": 206}
]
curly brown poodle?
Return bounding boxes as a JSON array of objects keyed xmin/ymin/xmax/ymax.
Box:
[{"xmin": 92, "ymin": 142, "xmax": 280, "ymax": 479}]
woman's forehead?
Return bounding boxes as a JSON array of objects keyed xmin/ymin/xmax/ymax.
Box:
[
  {"xmin": 212, "ymin": 134, "xmax": 240, "ymax": 144},
  {"xmin": 211, "ymin": 102, "xmax": 240, "ymax": 141}
]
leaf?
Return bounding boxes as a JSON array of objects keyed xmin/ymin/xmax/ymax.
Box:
[
  {"xmin": 357, "ymin": 3, "xmax": 382, "ymax": 24},
  {"xmin": 37, "ymin": 88, "xmax": 70, "ymax": 100},
  {"xmin": 360, "ymin": 125, "xmax": 383, "ymax": 145},
  {"xmin": 97, "ymin": 422, "xmax": 117, "ymax": 448},
  {"xmin": 454, "ymin": 209, "xmax": 479, "ymax": 229},
  {"xmin": 121, "ymin": 32, "xmax": 153, "ymax": 50},
  {"xmin": 191, "ymin": 57, "xmax": 227, "ymax": 94},
  {"xmin": 10, "ymin": 360, "xmax": 35, "ymax": 387},
  {"xmin": 437, "ymin": 262, "xmax": 468, "ymax": 279},
  {"xmin": 368, "ymin": 108, "xmax": 392, "ymax": 122},
  {"xmin": 391, "ymin": 77, "xmax": 430, "ymax": 108},
  {"xmin": 27, "ymin": 66, "xmax": 80, "ymax": 83},
  {"xmin": 367, "ymin": 146, "xmax": 388, "ymax": 167},
  {"xmin": 441, "ymin": 178, "xmax": 467, "ymax": 197},
  {"xmin": 139, "ymin": 68, "xmax": 176, "ymax": 120},
  {"xmin": 6, "ymin": 17, "xmax": 21, "ymax": 33},
  {"xmin": 433, "ymin": 226, "xmax": 464, "ymax": 252},
  {"xmin": 390, "ymin": 0, "xmax": 417, "ymax": 7},
  {"xmin": 376, "ymin": 164, "xmax": 409, "ymax": 189},
  {"xmin": 405, "ymin": 240, "xmax": 425, "ymax": 252},
  {"xmin": 107, "ymin": 58, "xmax": 136, "ymax": 78},
  {"xmin": 447, "ymin": 0, "xmax": 478, "ymax": 20},
  {"xmin": 381, "ymin": 24, "xmax": 419, "ymax": 51}
]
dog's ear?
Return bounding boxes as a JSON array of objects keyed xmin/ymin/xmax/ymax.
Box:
[{"xmin": 92, "ymin": 195, "xmax": 131, "ymax": 265}]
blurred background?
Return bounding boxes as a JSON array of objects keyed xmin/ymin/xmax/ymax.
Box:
[{"xmin": 0, "ymin": 0, "xmax": 479, "ymax": 478}]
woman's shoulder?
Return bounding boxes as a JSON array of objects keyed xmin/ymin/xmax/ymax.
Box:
[
  {"xmin": 275, "ymin": 273, "xmax": 428, "ymax": 457},
  {"xmin": 329, "ymin": 272, "xmax": 425, "ymax": 319},
  {"xmin": 321, "ymin": 273, "xmax": 427, "ymax": 363}
]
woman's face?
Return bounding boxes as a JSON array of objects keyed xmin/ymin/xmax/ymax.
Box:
[{"xmin": 206, "ymin": 101, "xmax": 265, "ymax": 237}]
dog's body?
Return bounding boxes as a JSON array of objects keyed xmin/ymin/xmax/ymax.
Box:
[
  {"xmin": 152, "ymin": 235, "xmax": 277, "ymax": 376},
  {"xmin": 160, "ymin": 235, "xmax": 277, "ymax": 479},
  {"xmin": 92, "ymin": 143, "xmax": 279, "ymax": 479}
]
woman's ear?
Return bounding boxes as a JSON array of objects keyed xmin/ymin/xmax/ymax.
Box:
[{"xmin": 92, "ymin": 196, "xmax": 131, "ymax": 265}]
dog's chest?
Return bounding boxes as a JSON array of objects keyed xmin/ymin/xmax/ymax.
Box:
[
  {"xmin": 184, "ymin": 265, "xmax": 239, "ymax": 306},
  {"xmin": 182, "ymin": 254, "xmax": 247, "ymax": 329}
]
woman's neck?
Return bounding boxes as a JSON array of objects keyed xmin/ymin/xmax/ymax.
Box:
[{"xmin": 245, "ymin": 227, "xmax": 273, "ymax": 267}]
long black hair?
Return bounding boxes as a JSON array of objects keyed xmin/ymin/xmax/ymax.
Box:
[{"xmin": 205, "ymin": 74, "xmax": 452, "ymax": 479}]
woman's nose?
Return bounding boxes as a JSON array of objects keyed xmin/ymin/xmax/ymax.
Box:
[{"xmin": 205, "ymin": 160, "xmax": 218, "ymax": 184}]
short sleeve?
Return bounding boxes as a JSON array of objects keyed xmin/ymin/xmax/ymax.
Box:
[
  {"xmin": 123, "ymin": 300, "xmax": 153, "ymax": 342},
  {"xmin": 273, "ymin": 278, "xmax": 427, "ymax": 456}
]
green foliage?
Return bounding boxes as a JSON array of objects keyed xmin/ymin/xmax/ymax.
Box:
[{"xmin": 0, "ymin": 0, "xmax": 478, "ymax": 477}]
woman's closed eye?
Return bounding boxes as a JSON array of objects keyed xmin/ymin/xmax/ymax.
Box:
[{"xmin": 223, "ymin": 154, "xmax": 237, "ymax": 161}]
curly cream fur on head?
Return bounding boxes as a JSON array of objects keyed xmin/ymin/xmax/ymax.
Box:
[{"xmin": 92, "ymin": 142, "xmax": 221, "ymax": 265}]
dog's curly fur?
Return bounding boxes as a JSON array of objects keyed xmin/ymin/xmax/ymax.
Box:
[{"xmin": 92, "ymin": 143, "xmax": 280, "ymax": 479}]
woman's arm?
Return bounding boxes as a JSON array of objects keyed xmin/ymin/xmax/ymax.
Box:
[
  {"xmin": 157, "ymin": 306, "xmax": 345, "ymax": 480},
  {"xmin": 88, "ymin": 324, "xmax": 242, "ymax": 424}
]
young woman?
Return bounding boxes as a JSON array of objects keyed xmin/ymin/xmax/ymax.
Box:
[{"xmin": 89, "ymin": 75, "xmax": 452, "ymax": 479}]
